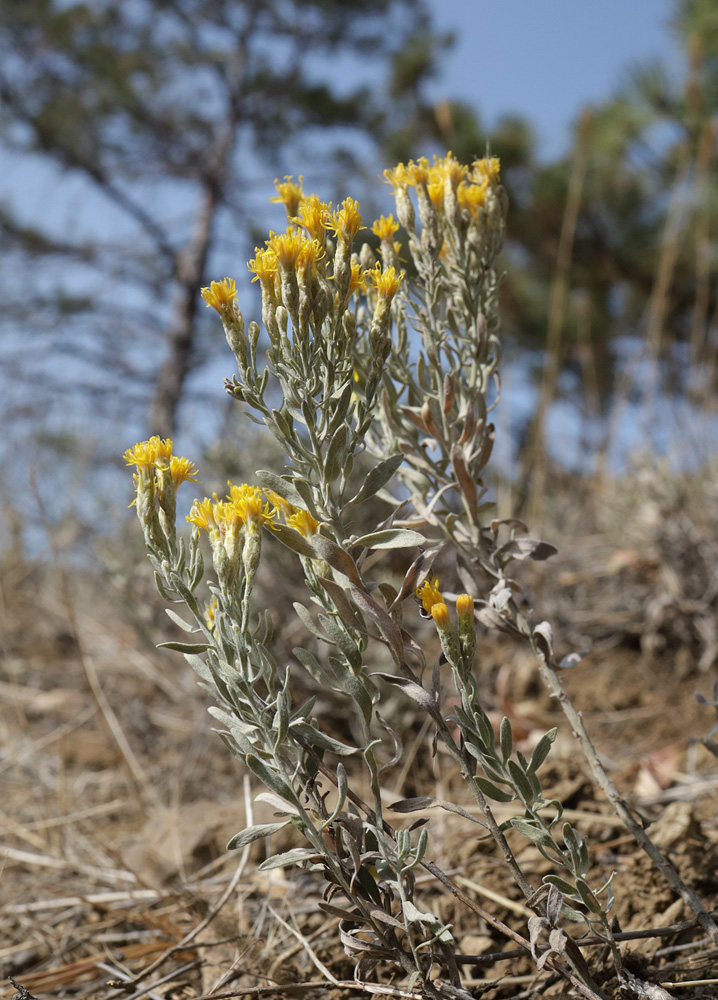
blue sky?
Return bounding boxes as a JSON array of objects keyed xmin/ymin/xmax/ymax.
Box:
[{"xmin": 430, "ymin": 0, "xmax": 678, "ymax": 159}]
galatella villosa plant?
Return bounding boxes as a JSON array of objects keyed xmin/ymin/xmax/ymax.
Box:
[{"xmin": 126, "ymin": 154, "xmax": 717, "ymax": 1000}]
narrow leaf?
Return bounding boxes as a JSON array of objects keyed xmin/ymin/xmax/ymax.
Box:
[
  {"xmin": 157, "ymin": 640, "xmax": 210, "ymax": 653},
  {"xmin": 227, "ymin": 822, "xmax": 290, "ymax": 851},
  {"xmin": 165, "ymin": 608, "xmax": 197, "ymax": 633},
  {"xmin": 528, "ymin": 728, "xmax": 557, "ymax": 774},
  {"xmin": 349, "ymin": 454, "xmax": 404, "ymax": 505},
  {"xmin": 353, "ymin": 528, "xmax": 426, "ymax": 550},
  {"xmin": 270, "ymin": 522, "xmax": 317, "ymax": 558},
  {"xmin": 474, "ymin": 777, "xmax": 515, "ymax": 802}
]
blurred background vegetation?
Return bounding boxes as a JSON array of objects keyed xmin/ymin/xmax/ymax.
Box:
[{"xmin": 0, "ymin": 0, "xmax": 717, "ymax": 576}]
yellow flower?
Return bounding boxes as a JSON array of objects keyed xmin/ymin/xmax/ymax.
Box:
[
  {"xmin": 456, "ymin": 593, "xmax": 475, "ymax": 620},
  {"xmin": 266, "ymin": 228, "xmax": 307, "ymax": 270},
  {"xmin": 434, "ymin": 152, "xmax": 467, "ymax": 188},
  {"xmin": 270, "ymin": 175, "xmax": 304, "ymax": 218},
  {"xmin": 457, "ymin": 179, "xmax": 489, "ymax": 218},
  {"xmin": 430, "ymin": 602, "xmax": 451, "ymax": 630},
  {"xmin": 201, "ymin": 278, "xmax": 237, "ymax": 313},
  {"xmin": 472, "ymin": 156, "xmax": 500, "ymax": 184},
  {"xmin": 296, "ymin": 237, "xmax": 325, "ymax": 277},
  {"xmin": 382, "ymin": 162, "xmax": 410, "ymax": 189},
  {"xmin": 416, "ymin": 575, "xmax": 443, "ymax": 614},
  {"xmin": 170, "ymin": 455, "xmax": 199, "ymax": 485},
  {"xmin": 186, "ymin": 498, "xmax": 216, "ymax": 533},
  {"xmin": 204, "ymin": 595, "xmax": 218, "ymax": 630},
  {"xmin": 371, "ymin": 214, "xmax": 400, "ymax": 241},
  {"xmin": 124, "ymin": 438, "xmax": 160, "ymax": 472},
  {"xmin": 287, "ymin": 509, "xmax": 319, "ymax": 538},
  {"xmin": 427, "ymin": 176, "xmax": 444, "ymax": 211},
  {"xmin": 227, "ymin": 482, "xmax": 275, "ymax": 526},
  {"xmin": 263, "ymin": 488, "xmax": 294, "ymax": 518},
  {"xmin": 347, "ymin": 262, "xmax": 367, "ymax": 297},
  {"xmin": 407, "ymin": 157, "xmax": 431, "ymax": 187},
  {"xmin": 294, "ymin": 194, "xmax": 331, "ymax": 242},
  {"xmin": 327, "ymin": 197, "xmax": 363, "ymax": 241},
  {"xmin": 247, "ymin": 247, "xmax": 278, "ymax": 286},
  {"xmin": 365, "ymin": 263, "xmax": 403, "ymax": 301},
  {"xmin": 154, "ymin": 437, "xmax": 173, "ymax": 468}
]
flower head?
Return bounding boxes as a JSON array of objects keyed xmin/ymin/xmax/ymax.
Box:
[
  {"xmin": 227, "ymin": 482, "xmax": 275, "ymax": 526},
  {"xmin": 263, "ymin": 488, "xmax": 294, "ymax": 519},
  {"xmin": 248, "ymin": 247, "xmax": 278, "ymax": 285},
  {"xmin": 457, "ymin": 179, "xmax": 489, "ymax": 218},
  {"xmin": 416, "ymin": 575, "xmax": 443, "ymax": 614},
  {"xmin": 430, "ymin": 602, "xmax": 451, "ymax": 630},
  {"xmin": 266, "ymin": 228, "xmax": 307, "ymax": 271},
  {"xmin": 383, "ymin": 162, "xmax": 410, "ymax": 189},
  {"xmin": 270, "ymin": 175, "xmax": 304, "ymax": 218},
  {"xmin": 365, "ymin": 263, "xmax": 403, "ymax": 301},
  {"xmin": 170, "ymin": 455, "xmax": 199, "ymax": 485},
  {"xmin": 124, "ymin": 437, "xmax": 160, "ymax": 472},
  {"xmin": 371, "ymin": 214, "xmax": 400, "ymax": 242},
  {"xmin": 186, "ymin": 497, "xmax": 216, "ymax": 533},
  {"xmin": 327, "ymin": 197, "xmax": 364, "ymax": 242},
  {"xmin": 201, "ymin": 278, "xmax": 237, "ymax": 314},
  {"xmin": 294, "ymin": 194, "xmax": 332, "ymax": 243},
  {"xmin": 287, "ymin": 509, "xmax": 319, "ymax": 538},
  {"xmin": 472, "ymin": 157, "xmax": 501, "ymax": 185}
]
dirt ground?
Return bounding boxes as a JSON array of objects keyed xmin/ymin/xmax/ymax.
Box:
[{"xmin": 2, "ymin": 558, "xmax": 718, "ymax": 1000}]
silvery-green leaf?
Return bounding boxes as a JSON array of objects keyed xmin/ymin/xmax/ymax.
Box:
[
  {"xmin": 291, "ymin": 722, "xmax": 360, "ymax": 756},
  {"xmin": 312, "ymin": 537, "xmax": 362, "ymax": 585},
  {"xmin": 510, "ymin": 818, "xmax": 554, "ymax": 848},
  {"xmin": 324, "ymin": 424, "xmax": 349, "ymax": 483},
  {"xmin": 350, "ymin": 586, "xmax": 404, "ymax": 663},
  {"xmin": 255, "ymin": 792, "xmax": 300, "ymax": 815},
  {"xmin": 293, "ymin": 603, "xmax": 326, "ymax": 639},
  {"xmin": 499, "ymin": 716, "xmax": 513, "ymax": 763},
  {"xmin": 508, "ymin": 760, "xmax": 535, "ymax": 804},
  {"xmin": 293, "ymin": 478, "xmax": 321, "ymax": 519},
  {"xmin": 157, "ymin": 640, "xmax": 210, "ymax": 653},
  {"xmin": 353, "ymin": 528, "xmax": 425, "ymax": 550},
  {"xmin": 227, "ymin": 821, "xmax": 291, "ymax": 851},
  {"xmin": 389, "ymin": 796, "xmax": 487, "ymax": 828},
  {"xmin": 245, "ymin": 753, "xmax": 297, "ymax": 803},
  {"xmin": 348, "ymin": 454, "xmax": 404, "ymax": 506},
  {"xmin": 575, "ymin": 878, "xmax": 602, "ymax": 914},
  {"xmin": 271, "ymin": 522, "xmax": 316, "ymax": 558},
  {"xmin": 258, "ymin": 848, "xmax": 322, "ymax": 871},
  {"xmin": 528, "ymin": 728, "xmax": 557, "ymax": 774},
  {"xmin": 543, "ymin": 874, "xmax": 580, "ymax": 897},
  {"xmin": 317, "ymin": 577, "xmax": 370, "ymax": 634},
  {"xmin": 255, "ymin": 470, "xmax": 306, "ymax": 509},
  {"xmin": 474, "ymin": 603, "xmax": 522, "ymax": 635},
  {"xmin": 474, "ymin": 776, "xmax": 514, "ymax": 802},
  {"xmin": 165, "ymin": 608, "xmax": 197, "ymax": 633},
  {"xmin": 292, "ymin": 646, "xmax": 334, "ymax": 686},
  {"xmin": 184, "ymin": 652, "xmax": 212, "ymax": 681}
]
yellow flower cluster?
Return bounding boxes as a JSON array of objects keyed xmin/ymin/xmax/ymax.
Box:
[
  {"xmin": 186, "ymin": 483, "xmax": 275, "ymax": 593},
  {"xmin": 124, "ymin": 437, "xmax": 199, "ymax": 552},
  {"xmin": 383, "ymin": 152, "xmax": 501, "ymax": 223},
  {"xmin": 242, "ymin": 182, "xmax": 404, "ymax": 315},
  {"xmin": 124, "ymin": 437, "xmax": 199, "ymax": 486},
  {"xmin": 187, "ymin": 483, "xmax": 274, "ymax": 534}
]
